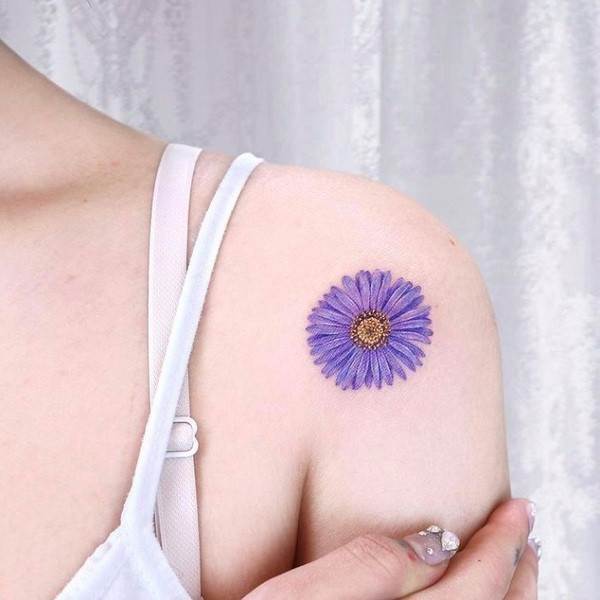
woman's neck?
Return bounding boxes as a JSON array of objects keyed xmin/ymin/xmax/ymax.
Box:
[{"xmin": 0, "ymin": 39, "xmax": 157, "ymax": 200}]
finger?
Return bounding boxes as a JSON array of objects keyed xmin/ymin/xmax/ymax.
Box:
[
  {"xmin": 242, "ymin": 525, "xmax": 460, "ymax": 600},
  {"xmin": 413, "ymin": 498, "xmax": 535, "ymax": 600},
  {"xmin": 504, "ymin": 538, "xmax": 541, "ymax": 600}
]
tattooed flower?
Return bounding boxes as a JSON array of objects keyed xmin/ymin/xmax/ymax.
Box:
[{"xmin": 306, "ymin": 270, "xmax": 432, "ymax": 390}]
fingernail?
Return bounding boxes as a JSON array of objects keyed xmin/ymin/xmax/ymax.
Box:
[
  {"xmin": 527, "ymin": 502, "xmax": 537, "ymax": 533},
  {"xmin": 528, "ymin": 537, "xmax": 542, "ymax": 560},
  {"xmin": 403, "ymin": 525, "xmax": 460, "ymax": 566}
]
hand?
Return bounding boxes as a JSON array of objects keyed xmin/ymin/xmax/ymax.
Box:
[
  {"xmin": 407, "ymin": 498, "xmax": 540, "ymax": 600},
  {"xmin": 241, "ymin": 498, "xmax": 540, "ymax": 600}
]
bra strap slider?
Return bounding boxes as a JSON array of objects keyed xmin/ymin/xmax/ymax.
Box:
[{"xmin": 165, "ymin": 416, "xmax": 199, "ymax": 459}]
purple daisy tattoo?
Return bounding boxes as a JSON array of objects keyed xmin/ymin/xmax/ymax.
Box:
[{"xmin": 306, "ymin": 270, "xmax": 433, "ymax": 390}]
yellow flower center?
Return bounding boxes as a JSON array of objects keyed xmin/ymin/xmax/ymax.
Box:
[{"xmin": 350, "ymin": 310, "xmax": 391, "ymax": 350}]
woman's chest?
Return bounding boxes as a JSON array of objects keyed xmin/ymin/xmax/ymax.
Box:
[{"xmin": 0, "ymin": 240, "xmax": 310, "ymax": 600}]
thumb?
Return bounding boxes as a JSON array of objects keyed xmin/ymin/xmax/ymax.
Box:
[{"xmin": 243, "ymin": 525, "xmax": 460, "ymax": 600}]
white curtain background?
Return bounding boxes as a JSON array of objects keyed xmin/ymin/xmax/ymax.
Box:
[{"xmin": 1, "ymin": 1, "xmax": 598, "ymax": 597}]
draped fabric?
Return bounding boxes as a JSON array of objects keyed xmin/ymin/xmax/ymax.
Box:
[{"xmin": 1, "ymin": 1, "xmax": 598, "ymax": 597}]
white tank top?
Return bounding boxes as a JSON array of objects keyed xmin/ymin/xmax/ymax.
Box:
[{"xmin": 55, "ymin": 143, "xmax": 265, "ymax": 599}]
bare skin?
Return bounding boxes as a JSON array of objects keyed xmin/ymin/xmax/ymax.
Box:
[{"xmin": 0, "ymin": 40, "xmax": 510, "ymax": 599}]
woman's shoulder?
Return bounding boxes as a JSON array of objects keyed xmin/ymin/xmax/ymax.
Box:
[
  {"xmin": 186, "ymin": 149, "xmax": 508, "ymax": 590},
  {"xmin": 235, "ymin": 153, "xmax": 509, "ymax": 562}
]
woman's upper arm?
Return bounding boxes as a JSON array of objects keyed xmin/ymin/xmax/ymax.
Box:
[{"xmin": 269, "ymin": 164, "xmax": 511, "ymax": 566}]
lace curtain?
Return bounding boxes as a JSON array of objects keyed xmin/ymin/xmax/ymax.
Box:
[{"xmin": 1, "ymin": 1, "xmax": 598, "ymax": 597}]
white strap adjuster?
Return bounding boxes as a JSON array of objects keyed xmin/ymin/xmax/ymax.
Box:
[{"xmin": 166, "ymin": 416, "xmax": 199, "ymax": 459}]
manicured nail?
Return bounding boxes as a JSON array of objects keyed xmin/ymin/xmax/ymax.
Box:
[
  {"xmin": 527, "ymin": 502, "xmax": 537, "ymax": 533},
  {"xmin": 528, "ymin": 537, "xmax": 542, "ymax": 560},
  {"xmin": 403, "ymin": 525, "xmax": 460, "ymax": 566}
]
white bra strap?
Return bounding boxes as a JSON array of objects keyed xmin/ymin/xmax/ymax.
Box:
[
  {"xmin": 147, "ymin": 143, "xmax": 203, "ymax": 599},
  {"xmin": 121, "ymin": 148, "xmax": 265, "ymax": 597}
]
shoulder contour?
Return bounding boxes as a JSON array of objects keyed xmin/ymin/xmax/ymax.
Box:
[
  {"xmin": 249, "ymin": 159, "xmax": 476, "ymax": 271},
  {"xmin": 242, "ymin": 163, "xmax": 507, "ymax": 566},
  {"xmin": 192, "ymin": 155, "xmax": 507, "ymax": 574}
]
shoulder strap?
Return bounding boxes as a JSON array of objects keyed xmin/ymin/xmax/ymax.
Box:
[
  {"xmin": 120, "ymin": 146, "xmax": 265, "ymax": 600},
  {"xmin": 147, "ymin": 143, "xmax": 203, "ymax": 599}
]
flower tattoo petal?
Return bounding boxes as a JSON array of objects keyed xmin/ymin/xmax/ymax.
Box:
[{"xmin": 306, "ymin": 269, "xmax": 433, "ymax": 390}]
